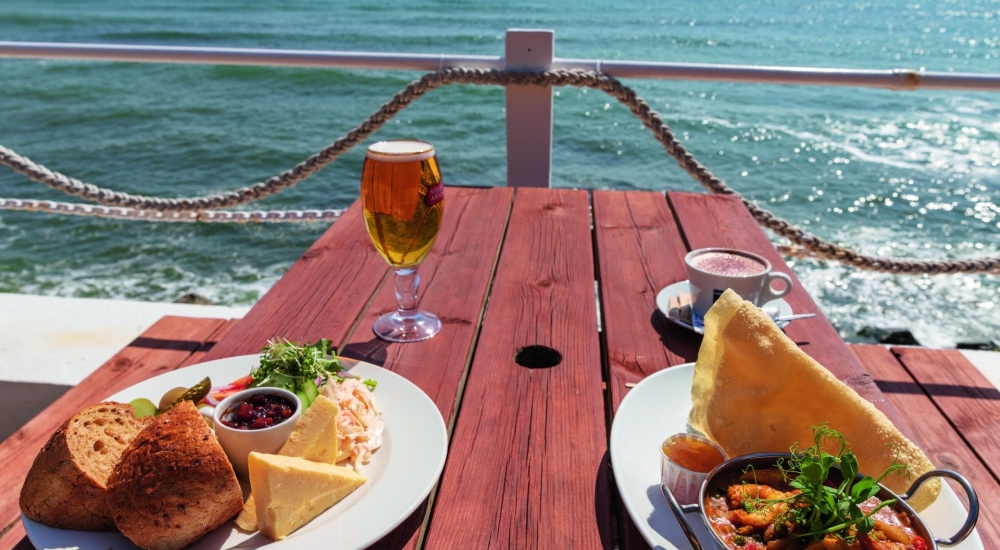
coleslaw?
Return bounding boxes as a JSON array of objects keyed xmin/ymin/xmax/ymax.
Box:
[{"xmin": 321, "ymin": 377, "xmax": 384, "ymax": 470}]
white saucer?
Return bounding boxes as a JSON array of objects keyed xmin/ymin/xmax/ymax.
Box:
[{"xmin": 655, "ymin": 280, "xmax": 793, "ymax": 334}]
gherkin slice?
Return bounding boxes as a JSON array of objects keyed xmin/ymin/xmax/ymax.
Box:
[{"xmin": 162, "ymin": 376, "xmax": 212, "ymax": 412}]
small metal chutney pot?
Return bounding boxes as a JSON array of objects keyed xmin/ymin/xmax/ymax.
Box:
[{"xmin": 660, "ymin": 453, "xmax": 979, "ymax": 550}]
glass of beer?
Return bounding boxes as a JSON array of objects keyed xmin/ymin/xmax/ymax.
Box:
[{"xmin": 360, "ymin": 140, "xmax": 444, "ymax": 342}]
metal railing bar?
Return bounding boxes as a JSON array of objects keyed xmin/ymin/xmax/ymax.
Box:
[
  {"xmin": 0, "ymin": 41, "xmax": 505, "ymax": 71},
  {"xmin": 556, "ymin": 58, "xmax": 1000, "ymax": 91},
  {"xmin": 2, "ymin": 41, "xmax": 999, "ymax": 92}
]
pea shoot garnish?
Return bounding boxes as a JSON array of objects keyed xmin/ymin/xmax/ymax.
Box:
[
  {"xmin": 249, "ymin": 338, "xmax": 377, "ymax": 408},
  {"xmin": 745, "ymin": 424, "xmax": 908, "ymax": 543}
]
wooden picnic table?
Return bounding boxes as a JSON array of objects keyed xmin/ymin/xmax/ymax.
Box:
[{"xmin": 2, "ymin": 187, "xmax": 998, "ymax": 550}]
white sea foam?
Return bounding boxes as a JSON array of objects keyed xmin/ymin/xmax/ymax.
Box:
[
  {"xmin": 795, "ymin": 261, "xmax": 998, "ymax": 348},
  {"xmin": 12, "ymin": 261, "xmax": 285, "ymax": 307},
  {"xmin": 788, "ymin": 223, "xmax": 1000, "ymax": 348}
]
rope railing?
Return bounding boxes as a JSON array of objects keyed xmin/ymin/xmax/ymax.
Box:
[
  {"xmin": 0, "ymin": 198, "xmax": 344, "ymax": 223},
  {"xmin": 1, "ymin": 68, "xmax": 997, "ymax": 274}
]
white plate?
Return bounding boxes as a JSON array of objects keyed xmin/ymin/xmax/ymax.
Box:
[
  {"xmin": 655, "ymin": 281, "xmax": 792, "ymax": 334},
  {"xmin": 23, "ymin": 355, "xmax": 448, "ymax": 550},
  {"xmin": 609, "ymin": 363, "xmax": 983, "ymax": 550}
]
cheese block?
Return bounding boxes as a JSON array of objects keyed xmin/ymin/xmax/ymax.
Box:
[
  {"xmin": 278, "ymin": 394, "xmax": 340, "ymax": 462},
  {"xmin": 235, "ymin": 395, "xmax": 341, "ymax": 531},
  {"xmin": 248, "ymin": 452, "xmax": 367, "ymax": 541}
]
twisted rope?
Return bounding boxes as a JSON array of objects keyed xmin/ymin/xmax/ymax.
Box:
[
  {"xmin": 0, "ymin": 198, "xmax": 344, "ymax": 222},
  {"xmin": 1, "ymin": 67, "xmax": 997, "ymax": 274}
]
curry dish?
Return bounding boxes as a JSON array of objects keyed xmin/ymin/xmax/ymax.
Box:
[{"xmin": 705, "ymin": 468, "xmax": 928, "ymax": 550}]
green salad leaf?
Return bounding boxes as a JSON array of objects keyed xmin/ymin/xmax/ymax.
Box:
[{"xmin": 249, "ymin": 338, "xmax": 377, "ymax": 407}]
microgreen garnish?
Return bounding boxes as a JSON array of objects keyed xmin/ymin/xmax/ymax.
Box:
[
  {"xmin": 743, "ymin": 424, "xmax": 908, "ymax": 543},
  {"xmin": 250, "ymin": 338, "xmax": 377, "ymax": 399}
]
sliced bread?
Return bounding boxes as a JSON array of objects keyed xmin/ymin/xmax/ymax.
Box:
[
  {"xmin": 107, "ymin": 400, "xmax": 243, "ymax": 550},
  {"xmin": 19, "ymin": 401, "xmax": 151, "ymax": 531}
]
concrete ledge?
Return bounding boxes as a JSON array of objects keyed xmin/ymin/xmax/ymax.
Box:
[
  {"xmin": 962, "ymin": 349, "xmax": 1000, "ymax": 390},
  {"xmin": 0, "ymin": 293, "xmax": 249, "ymax": 386}
]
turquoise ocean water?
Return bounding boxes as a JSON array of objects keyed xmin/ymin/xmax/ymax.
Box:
[{"xmin": 0, "ymin": 1, "xmax": 997, "ymax": 347}]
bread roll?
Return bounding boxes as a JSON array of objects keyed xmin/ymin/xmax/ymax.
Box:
[
  {"xmin": 107, "ymin": 400, "xmax": 242, "ymax": 550},
  {"xmin": 19, "ymin": 402, "xmax": 150, "ymax": 531}
]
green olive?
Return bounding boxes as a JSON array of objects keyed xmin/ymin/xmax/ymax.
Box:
[
  {"xmin": 128, "ymin": 398, "xmax": 159, "ymax": 419},
  {"xmin": 159, "ymin": 387, "xmax": 188, "ymax": 411}
]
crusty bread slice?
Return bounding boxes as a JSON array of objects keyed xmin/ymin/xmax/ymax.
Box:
[
  {"xmin": 19, "ymin": 402, "xmax": 151, "ymax": 531},
  {"xmin": 107, "ymin": 400, "xmax": 243, "ymax": 550}
]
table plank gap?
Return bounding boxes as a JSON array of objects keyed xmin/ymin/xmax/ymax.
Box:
[
  {"xmin": 597, "ymin": 190, "xmax": 700, "ymax": 414},
  {"xmin": 414, "ymin": 188, "xmax": 515, "ymax": 550},
  {"xmin": 596, "ymin": 190, "xmax": 700, "ymax": 549},
  {"xmin": 339, "ymin": 186, "xmax": 515, "ymax": 550},
  {"xmin": 424, "ymin": 187, "xmax": 612, "ymax": 549},
  {"xmin": 0, "ymin": 521, "xmax": 22, "ymax": 550},
  {"xmin": 662, "ymin": 190, "xmax": 693, "ymax": 253},
  {"xmin": 892, "ymin": 347, "xmax": 1000, "ymax": 486},
  {"xmin": 852, "ymin": 344, "xmax": 1000, "ymax": 547},
  {"xmin": 441, "ymin": 187, "xmax": 516, "ymax": 440}
]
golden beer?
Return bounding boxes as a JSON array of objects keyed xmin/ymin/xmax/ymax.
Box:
[{"xmin": 360, "ymin": 141, "xmax": 444, "ymax": 268}]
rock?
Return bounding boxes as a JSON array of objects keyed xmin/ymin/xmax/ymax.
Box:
[
  {"xmin": 856, "ymin": 326, "xmax": 921, "ymax": 346},
  {"xmin": 956, "ymin": 341, "xmax": 1000, "ymax": 351},
  {"xmin": 174, "ymin": 293, "xmax": 213, "ymax": 305}
]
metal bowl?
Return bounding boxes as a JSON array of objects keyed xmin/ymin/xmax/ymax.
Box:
[{"xmin": 660, "ymin": 453, "xmax": 979, "ymax": 550}]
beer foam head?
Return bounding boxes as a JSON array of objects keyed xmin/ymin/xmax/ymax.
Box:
[{"xmin": 367, "ymin": 140, "xmax": 435, "ymax": 163}]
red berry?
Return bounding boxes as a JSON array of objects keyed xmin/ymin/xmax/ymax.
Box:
[
  {"xmin": 251, "ymin": 417, "xmax": 273, "ymax": 430},
  {"xmin": 235, "ymin": 402, "xmax": 254, "ymax": 419}
]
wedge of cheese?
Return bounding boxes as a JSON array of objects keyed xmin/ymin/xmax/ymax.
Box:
[
  {"xmin": 235, "ymin": 395, "xmax": 341, "ymax": 531},
  {"xmin": 278, "ymin": 395, "xmax": 340, "ymax": 463},
  {"xmin": 247, "ymin": 452, "xmax": 366, "ymax": 541}
]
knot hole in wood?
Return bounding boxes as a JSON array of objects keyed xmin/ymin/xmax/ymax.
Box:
[{"xmin": 515, "ymin": 345, "xmax": 562, "ymax": 369}]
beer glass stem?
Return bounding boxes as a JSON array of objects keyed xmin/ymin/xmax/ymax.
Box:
[
  {"xmin": 372, "ymin": 265, "xmax": 441, "ymax": 342},
  {"xmin": 393, "ymin": 267, "xmax": 419, "ymax": 316}
]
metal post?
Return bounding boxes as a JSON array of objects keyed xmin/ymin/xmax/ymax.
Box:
[{"xmin": 504, "ymin": 29, "xmax": 554, "ymax": 188}]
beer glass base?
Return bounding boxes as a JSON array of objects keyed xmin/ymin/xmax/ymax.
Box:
[{"xmin": 372, "ymin": 310, "xmax": 442, "ymax": 343}]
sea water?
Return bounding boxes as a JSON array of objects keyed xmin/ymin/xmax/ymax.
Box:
[{"xmin": 0, "ymin": 0, "xmax": 997, "ymax": 347}]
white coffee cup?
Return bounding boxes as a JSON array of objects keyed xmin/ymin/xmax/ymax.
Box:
[{"xmin": 684, "ymin": 248, "xmax": 793, "ymax": 318}]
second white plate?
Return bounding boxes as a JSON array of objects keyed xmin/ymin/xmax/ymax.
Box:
[{"xmin": 609, "ymin": 363, "xmax": 983, "ymax": 550}]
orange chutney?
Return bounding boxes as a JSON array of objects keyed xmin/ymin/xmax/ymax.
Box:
[{"xmin": 662, "ymin": 436, "xmax": 726, "ymax": 473}]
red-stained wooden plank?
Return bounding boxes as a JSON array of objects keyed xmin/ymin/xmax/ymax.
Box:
[
  {"xmin": 341, "ymin": 186, "xmax": 514, "ymax": 550},
  {"xmin": 199, "ymin": 200, "xmax": 391, "ymax": 361},
  {"xmin": 892, "ymin": 347, "xmax": 1000, "ymax": 485},
  {"xmin": 180, "ymin": 318, "xmax": 240, "ymax": 368},
  {"xmin": 425, "ymin": 188, "xmax": 612, "ymax": 549},
  {"xmin": 666, "ymin": 191, "xmax": 911, "ymax": 437},
  {"xmin": 594, "ymin": 190, "xmax": 698, "ymax": 412},
  {"xmin": 2, "ymin": 528, "xmax": 27, "ymax": 550},
  {"xmin": 595, "ymin": 190, "xmax": 698, "ymax": 550},
  {"xmin": 0, "ymin": 316, "xmax": 228, "ymax": 550},
  {"xmin": 851, "ymin": 344, "xmax": 1000, "ymax": 549}
]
